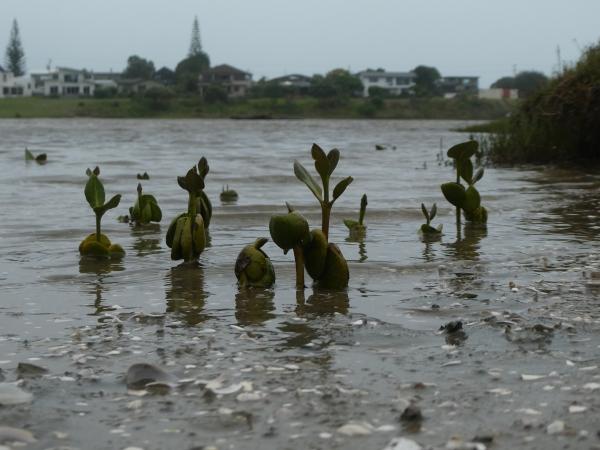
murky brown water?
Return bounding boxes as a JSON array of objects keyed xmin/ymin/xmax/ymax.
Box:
[{"xmin": 0, "ymin": 119, "xmax": 599, "ymax": 450}]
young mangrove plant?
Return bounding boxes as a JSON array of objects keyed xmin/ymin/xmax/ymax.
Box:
[
  {"xmin": 166, "ymin": 158, "xmax": 211, "ymax": 262},
  {"xmin": 294, "ymin": 143, "xmax": 353, "ymax": 240},
  {"xmin": 220, "ymin": 185, "xmax": 239, "ymax": 203},
  {"xmin": 344, "ymin": 194, "xmax": 368, "ymax": 237},
  {"xmin": 441, "ymin": 141, "xmax": 487, "ymax": 226},
  {"xmin": 79, "ymin": 167, "xmax": 125, "ymax": 258},
  {"xmin": 303, "ymin": 230, "xmax": 349, "ymax": 289},
  {"xmin": 136, "ymin": 172, "xmax": 150, "ymax": 180},
  {"xmin": 25, "ymin": 148, "xmax": 47, "ymax": 164},
  {"xmin": 419, "ymin": 203, "xmax": 443, "ymax": 235},
  {"xmin": 129, "ymin": 183, "xmax": 162, "ymax": 225},
  {"xmin": 234, "ymin": 238, "xmax": 276, "ymax": 288},
  {"xmin": 269, "ymin": 203, "xmax": 311, "ymax": 289}
]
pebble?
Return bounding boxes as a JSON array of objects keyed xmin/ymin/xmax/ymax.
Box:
[
  {"xmin": 546, "ymin": 420, "xmax": 565, "ymax": 435},
  {"xmin": 337, "ymin": 421, "xmax": 374, "ymax": 436},
  {"xmin": 583, "ymin": 382, "xmax": 600, "ymax": 390},
  {"xmin": 125, "ymin": 363, "xmax": 172, "ymax": 390},
  {"xmin": 521, "ymin": 374, "xmax": 545, "ymax": 381},
  {"xmin": 16, "ymin": 362, "xmax": 48, "ymax": 378},
  {"xmin": 400, "ymin": 405, "xmax": 423, "ymax": 423},
  {"xmin": 445, "ymin": 438, "xmax": 486, "ymax": 450},
  {"xmin": 0, "ymin": 383, "xmax": 33, "ymax": 405},
  {"xmin": 568, "ymin": 405, "xmax": 587, "ymax": 413},
  {"xmin": 0, "ymin": 426, "xmax": 36, "ymax": 444},
  {"xmin": 382, "ymin": 437, "xmax": 422, "ymax": 450}
]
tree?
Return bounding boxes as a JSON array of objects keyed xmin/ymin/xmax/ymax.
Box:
[
  {"xmin": 175, "ymin": 53, "xmax": 210, "ymax": 93},
  {"xmin": 413, "ymin": 65, "xmax": 441, "ymax": 97},
  {"xmin": 310, "ymin": 69, "xmax": 363, "ymax": 98},
  {"xmin": 123, "ymin": 55, "xmax": 155, "ymax": 80},
  {"xmin": 154, "ymin": 66, "xmax": 176, "ymax": 85},
  {"xmin": 5, "ymin": 19, "xmax": 25, "ymax": 76},
  {"xmin": 188, "ymin": 16, "xmax": 203, "ymax": 57},
  {"xmin": 491, "ymin": 71, "xmax": 548, "ymax": 98}
]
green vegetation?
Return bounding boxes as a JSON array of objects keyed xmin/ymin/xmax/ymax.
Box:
[
  {"xmin": 441, "ymin": 141, "xmax": 487, "ymax": 226},
  {"xmin": 79, "ymin": 167, "xmax": 125, "ymax": 258},
  {"xmin": 5, "ymin": 18, "xmax": 25, "ymax": 76},
  {"xmin": 234, "ymin": 238, "xmax": 276, "ymax": 288},
  {"xmin": 419, "ymin": 203, "xmax": 443, "ymax": 235},
  {"xmin": 24, "ymin": 148, "xmax": 47, "ymax": 164},
  {"xmin": 491, "ymin": 71, "xmax": 548, "ymax": 98},
  {"xmin": 165, "ymin": 158, "xmax": 211, "ymax": 262},
  {"xmin": 220, "ymin": 185, "xmax": 238, "ymax": 202},
  {"xmin": 344, "ymin": 194, "xmax": 368, "ymax": 237},
  {"xmin": 0, "ymin": 96, "xmax": 515, "ymax": 120},
  {"xmin": 487, "ymin": 41, "xmax": 600, "ymax": 164},
  {"xmin": 129, "ymin": 183, "xmax": 162, "ymax": 225}
]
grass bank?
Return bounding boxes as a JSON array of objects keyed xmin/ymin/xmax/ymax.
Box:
[
  {"xmin": 486, "ymin": 41, "xmax": 600, "ymax": 165},
  {"xmin": 0, "ymin": 96, "xmax": 516, "ymax": 120}
]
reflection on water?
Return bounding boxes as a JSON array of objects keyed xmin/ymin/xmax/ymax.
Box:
[
  {"xmin": 165, "ymin": 263, "xmax": 209, "ymax": 326},
  {"xmin": 235, "ymin": 288, "xmax": 275, "ymax": 326},
  {"xmin": 132, "ymin": 237, "xmax": 161, "ymax": 256},
  {"xmin": 130, "ymin": 224, "xmax": 162, "ymax": 256},
  {"xmin": 346, "ymin": 235, "xmax": 368, "ymax": 262},
  {"xmin": 443, "ymin": 223, "xmax": 488, "ymax": 261},
  {"xmin": 295, "ymin": 288, "xmax": 350, "ymax": 316},
  {"xmin": 78, "ymin": 258, "xmax": 125, "ymax": 316}
]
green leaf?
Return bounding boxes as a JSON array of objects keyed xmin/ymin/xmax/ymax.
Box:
[
  {"xmin": 93, "ymin": 166, "xmax": 100, "ymax": 176},
  {"xmin": 104, "ymin": 194, "xmax": 122, "ymax": 211},
  {"xmin": 311, "ymin": 144, "xmax": 330, "ymax": 183},
  {"xmin": 421, "ymin": 203, "xmax": 429, "ymax": 221},
  {"xmin": 86, "ymin": 168, "xmax": 92, "ymax": 177},
  {"xmin": 85, "ymin": 175, "xmax": 105, "ymax": 209},
  {"xmin": 327, "ymin": 149, "xmax": 340, "ymax": 175},
  {"xmin": 332, "ymin": 176, "xmax": 353, "ymax": 200},
  {"xmin": 293, "ymin": 160, "xmax": 322, "ymax": 201},
  {"xmin": 463, "ymin": 186, "xmax": 481, "ymax": 211},
  {"xmin": 430, "ymin": 203, "xmax": 437, "ymax": 221},
  {"xmin": 177, "ymin": 176, "xmax": 188, "ymax": 191},
  {"xmin": 458, "ymin": 158, "xmax": 473, "ymax": 184},
  {"xmin": 447, "ymin": 140, "xmax": 478, "ymax": 160},
  {"xmin": 359, "ymin": 193, "xmax": 367, "ymax": 224},
  {"xmin": 441, "ymin": 182, "xmax": 466, "ymax": 208},
  {"xmin": 344, "ymin": 219, "xmax": 358, "ymax": 230},
  {"xmin": 149, "ymin": 201, "xmax": 162, "ymax": 222},
  {"xmin": 25, "ymin": 149, "xmax": 35, "ymax": 160},
  {"xmin": 185, "ymin": 167, "xmax": 204, "ymax": 193},
  {"xmin": 197, "ymin": 157, "xmax": 209, "ymax": 179},
  {"xmin": 472, "ymin": 167, "xmax": 484, "ymax": 184}
]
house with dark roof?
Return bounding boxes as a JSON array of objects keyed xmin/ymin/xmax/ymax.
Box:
[
  {"xmin": 438, "ymin": 76, "xmax": 479, "ymax": 97},
  {"xmin": 199, "ymin": 64, "xmax": 253, "ymax": 98},
  {"xmin": 0, "ymin": 65, "xmax": 33, "ymax": 98},
  {"xmin": 356, "ymin": 69, "xmax": 416, "ymax": 97}
]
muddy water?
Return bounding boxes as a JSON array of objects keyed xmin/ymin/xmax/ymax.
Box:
[{"xmin": 0, "ymin": 119, "xmax": 599, "ymax": 450}]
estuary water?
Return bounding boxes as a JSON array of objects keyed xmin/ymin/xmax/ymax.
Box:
[{"xmin": 0, "ymin": 119, "xmax": 599, "ymax": 450}]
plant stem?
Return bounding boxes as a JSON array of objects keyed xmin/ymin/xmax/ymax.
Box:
[
  {"xmin": 321, "ymin": 203, "xmax": 331, "ymax": 240},
  {"xmin": 292, "ymin": 245, "xmax": 305, "ymax": 290},
  {"xmin": 95, "ymin": 213, "xmax": 101, "ymax": 241},
  {"xmin": 455, "ymin": 165, "xmax": 461, "ymax": 235},
  {"xmin": 188, "ymin": 191, "xmax": 197, "ymax": 218}
]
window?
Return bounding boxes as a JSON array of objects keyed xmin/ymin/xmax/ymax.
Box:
[
  {"xmin": 50, "ymin": 86, "xmax": 59, "ymax": 95},
  {"xmin": 368, "ymin": 77, "xmax": 379, "ymax": 82},
  {"xmin": 83, "ymin": 86, "xmax": 90, "ymax": 95},
  {"xmin": 65, "ymin": 86, "xmax": 80, "ymax": 95},
  {"xmin": 64, "ymin": 74, "xmax": 79, "ymax": 83},
  {"xmin": 3, "ymin": 87, "xmax": 8, "ymax": 95}
]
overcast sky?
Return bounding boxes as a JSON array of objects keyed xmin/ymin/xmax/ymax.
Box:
[{"xmin": 1, "ymin": 0, "xmax": 599, "ymax": 87}]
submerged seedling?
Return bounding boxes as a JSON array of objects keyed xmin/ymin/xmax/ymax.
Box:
[
  {"xmin": 25, "ymin": 148, "xmax": 47, "ymax": 164},
  {"xmin": 79, "ymin": 166, "xmax": 124, "ymax": 258},
  {"xmin": 235, "ymin": 238, "xmax": 276, "ymax": 288},
  {"xmin": 129, "ymin": 183, "xmax": 162, "ymax": 225},
  {"xmin": 441, "ymin": 141, "xmax": 487, "ymax": 226},
  {"xmin": 294, "ymin": 143, "xmax": 353, "ymax": 240},
  {"xmin": 419, "ymin": 203, "xmax": 443, "ymax": 235},
  {"xmin": 269, "ymin": 203, "xmax": 311, "ymax": 289},
  {"xmin": 165, "ymin": 158, "xmax": 211, "ymax": 262},
  {"xmin": 344, "ymin": 194, "xmax": 368, "ymax": 237},
  {"xmin": 220, "ymin": 185, "xmax": 239, "ymax": 202}
]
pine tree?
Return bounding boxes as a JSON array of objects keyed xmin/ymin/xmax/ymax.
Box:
[
  {"xmin": 188, "ymin": 16, "xmax": 202, "ymax": 57},
  {"xmin": 5, "ymin": 19, "xmax": 25, "ymax": 76}
]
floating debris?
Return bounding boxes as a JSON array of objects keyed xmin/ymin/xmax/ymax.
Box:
[
  {"xmin": 382, "ymin": 437, "xmax": 422, "ymax": 450},
  {"xmin": 546, "ymin": 420, "xmax": 565, "ymax": 435},
  {"xmin": 17, "ymin": 362, "xmax": 48, "ymax": 378},
  {"xmin": 0, "ymin": 426, "xmax": 36, "ymax": 444},
  {"xmin": 125, "ymin": 363, "xmax": 173, "ymax": 390},
  {"xmin": 337, "ymin": 421, "xmax": 374, "ymax": 436}
]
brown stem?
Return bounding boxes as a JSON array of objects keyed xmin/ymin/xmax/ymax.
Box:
[
  {"xmin": 293, "ymin": 245, "xmax": 305, "ymax": 290},
  {"xmin": 95, "ymin": 213, "xmax": 101, "ymax": 242}
]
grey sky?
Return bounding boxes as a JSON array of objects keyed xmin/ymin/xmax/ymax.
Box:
[{"xmin": 1, "ymin": 0, "xmax": 599, "ymax": 87}]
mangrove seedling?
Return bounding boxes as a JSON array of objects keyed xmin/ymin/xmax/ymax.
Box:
[
  {"xmin": 419, "ymin": 203, "xmax": 443, "ymax": 235},
  {"xmin": 136, "ymin": 172, "xmax": 150, "ymax": 180},
  {"xmin": 303, "ymin": 228, "xmax": 349, "ymax": 289},
  {"xmin": 269, "ymin": 203, "xmax": 311, "ymax": 289},
  {"xmin": 344, "ymin": 194, "xmax": 368, "ymax": 237},
  {"xmin": 294, "ymin": 143, "xmax": 353, "ymax": 240},
  {"xmin": 220, "ymin": 185, "xmax": 239, "ymax": 203},
  {"xmin": 234, "ymin": 238, "xmax": 276, "ymax": 288},
  {"xmin": 166, "ymin": 159, "xmax": 211, "ymax": 262},
  {"xmin": 79, "ymin": 166, "xmax": 125, "ymax": 258},
  {"xmin": 440, "ymin": 140, "xmax": 487, "ymax": 225},
  {"xmin": 129, "ymin": 183, "xmax": 162, "ymax": 225},
  {"xmin": 25, "ymin": 148, "xmax": 47, "ymax": 164}
]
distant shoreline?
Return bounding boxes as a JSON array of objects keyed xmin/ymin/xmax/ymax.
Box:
[{"xmin": 0, "ymin": 96, "xmax": 516, "ymax": 120}]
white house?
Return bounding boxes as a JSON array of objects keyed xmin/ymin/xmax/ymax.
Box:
[
  {"xmin": 31, "ymin": 67, "xmax": 95, "ymax": 97},
  {"xmin": 356, "ymin": 69, "xmax": 416, "ymax": 97},
  {"xmin": 0, "ymin": 66, "xmax": 33, "ymax": 98}
]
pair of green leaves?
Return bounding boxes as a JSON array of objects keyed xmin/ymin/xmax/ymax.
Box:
[
  {"xmin": 294, "ymin": 144, "xmax": 353, "ymax": 204},
  {"xmin": 131, "ymin": 183, "xmax": 162, "ymax": 223},
  {"xmin": 25, "ymin": 149, "xmax": 47, "ymax": 164},
  {"xmin": 84, "ymin": 167, "xmax": 121, "ymax": 218},
  {"xmin": 421, "ymin": 203, "xmax": 437, "ymax": 225},
  {"xmin": 177, "ymin": 157, "xmax": 209, "ymax": 194},
  {"xmin": 441, "ymin": 182, "xmax": 481, "ymax": 212}
]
